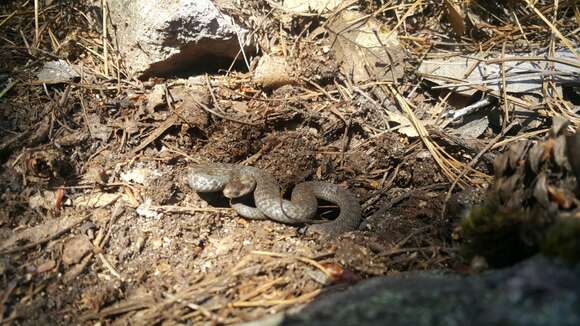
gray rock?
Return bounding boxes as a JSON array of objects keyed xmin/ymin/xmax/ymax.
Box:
[
  {"xmin": 105, "ymin": 0, "xmax": 253, "ymax": 78},
  {"xmin": 36, "ymin": 60, "xmax": 80, "ymax": 84},
  {"xmin": 418, "ymin": 49, "xmax": 580, "ymax": 96},
  {"xmin": 281, "ymin": 256, "xmax": 580, "ymax": 326}
]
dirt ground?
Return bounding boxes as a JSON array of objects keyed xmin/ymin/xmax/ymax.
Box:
[
  {"xmin": 4, "ymin": 0, "xmax": 571, "ymax": 325},
  {"xmin": 0, "ymin": 83, "xmax": 463, "ymax": 324}
]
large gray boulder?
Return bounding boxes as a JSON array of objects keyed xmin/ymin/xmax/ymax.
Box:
[
  {"xmin": 106, "ymin": 0, "xmax": 253, "ymax": 78},
  {"xmin": 281, "ymin": 256, "xmax": 580, "ymax": 326}
]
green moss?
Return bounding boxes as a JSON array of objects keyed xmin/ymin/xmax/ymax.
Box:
[
  {"xmin": 461, "ymin": 196, "xmax": 580, "ymax": 266},
  {"xmin": 460, "ymin": 201, "xmax": 539, "ymax": 267},
  {"xmin": 541, "ymin": 218, "xmax": 580, "ymax": 264}
]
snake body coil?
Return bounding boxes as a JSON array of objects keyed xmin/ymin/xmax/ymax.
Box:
[{"xmin": 187, "ymin": 163, "xmax": 361, "ymax": 234}]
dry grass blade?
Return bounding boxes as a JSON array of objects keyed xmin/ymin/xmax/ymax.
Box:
[
  {"xmin": 485, "ymin": 56, "xmax": 580, "ymax": 69},
  {"xmin": 444, "ymin": 121, "xmax": 518, "ymax": 215},
  {"xmin": 34, "ymin": 0, "xmax": 39, "ymax": 44},
  {"xmin": 387, "ymin": 85, "xmax": 489, "ymax": 187},
  {"xmin": 2, "ymin": 0, "xmax": 576, "ymax": 324},
  {"xmin": 101, "ymin": 0, "xmax": 108, "ymax": 76},
  {"xmin": 522, "ymin": 0, "xmax": 579, "ymax": 58},
  {"xmin": 231, "ymin": 289, "xmax": 322, "ymax": 307},
  {"xmin": 251, "ymin": 250, "xmax": 334, "ymax": 278}
]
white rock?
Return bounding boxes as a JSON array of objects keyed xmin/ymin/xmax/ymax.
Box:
[{"xmin": 105, "ymin": 0, "xmax": 254, "ymax": 78}]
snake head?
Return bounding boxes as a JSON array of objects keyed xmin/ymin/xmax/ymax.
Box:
[{"xmin": 223, "ymin": 174, "xmax": 256, "ymax": 198}]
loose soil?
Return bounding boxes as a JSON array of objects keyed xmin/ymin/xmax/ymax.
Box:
[{"xmin": 0, "ymin": 1, "xmax": 532, "ymax": 324}]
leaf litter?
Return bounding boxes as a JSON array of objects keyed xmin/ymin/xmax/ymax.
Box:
[{"xmin": 0, "ymin": 0, "xmax": 579, "ymax": 324}]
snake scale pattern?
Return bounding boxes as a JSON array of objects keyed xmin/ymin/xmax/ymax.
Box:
[{"xmin": 187, "ymin": 163, "xmax": 362, "ymax": 234}]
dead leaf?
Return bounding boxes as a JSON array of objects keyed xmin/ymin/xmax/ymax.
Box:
[
  {"xmin": 74, "ymin": 192, "xmax": 125, "ymax": 208},
  {"xmin": 445, "ymin": 0, "xmax": 466, "ymax": 35},
  {"xmin": 553, "ymin": 135, "xmax": 569, "ymax": 169},
  {"xmin": 547, "ymin": 185, "xmax": 573, "ymax": 209},
  {"xmin": 326, "ymin": 10, "xmax": 404, "ymax": 83},
  {"xmin": 498, "ymin": 173, "xmax": 521, "ymax": 200},
  {"xmin": 321, "ymin": 262, "xmax": 360, "ymax": 284},
  {"xmin": 528, "ymin": 142, "xmax": 544, "ymax": 173},
  {"xmin": 566, "ymin": 126, "xmax": 580, "ymax": 183},
  {"xmin": 533, "ymin": 173, "xmax": 550, "ymax": 208},
  {"xmin": 386, "ymin": 111, "xmax": 418, "ymax": 137},
  {"xmin": 146, "ymin": 84, "xmax": 166, "ymax": 113},
  {"xmin": 253, "ymin": 54, "xmax": 294, "ymax": 89},
  {"xmin": 507, "ymin": 141, "xmax": 527, "ymax": 169},
  {"xmin": 493, "ymin": 152, "xmax": 509, "ymax": 177},
  {"xmin": 551, "ymin": 116, "xmax": 570, "ymax": 137},
  {"xmin": 55, "ymin": 187, "xmax": 65, "ymax": 210},
  {"xmin": 542, "ymin": 138, "xmax": 555, "ymax": 162}
]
